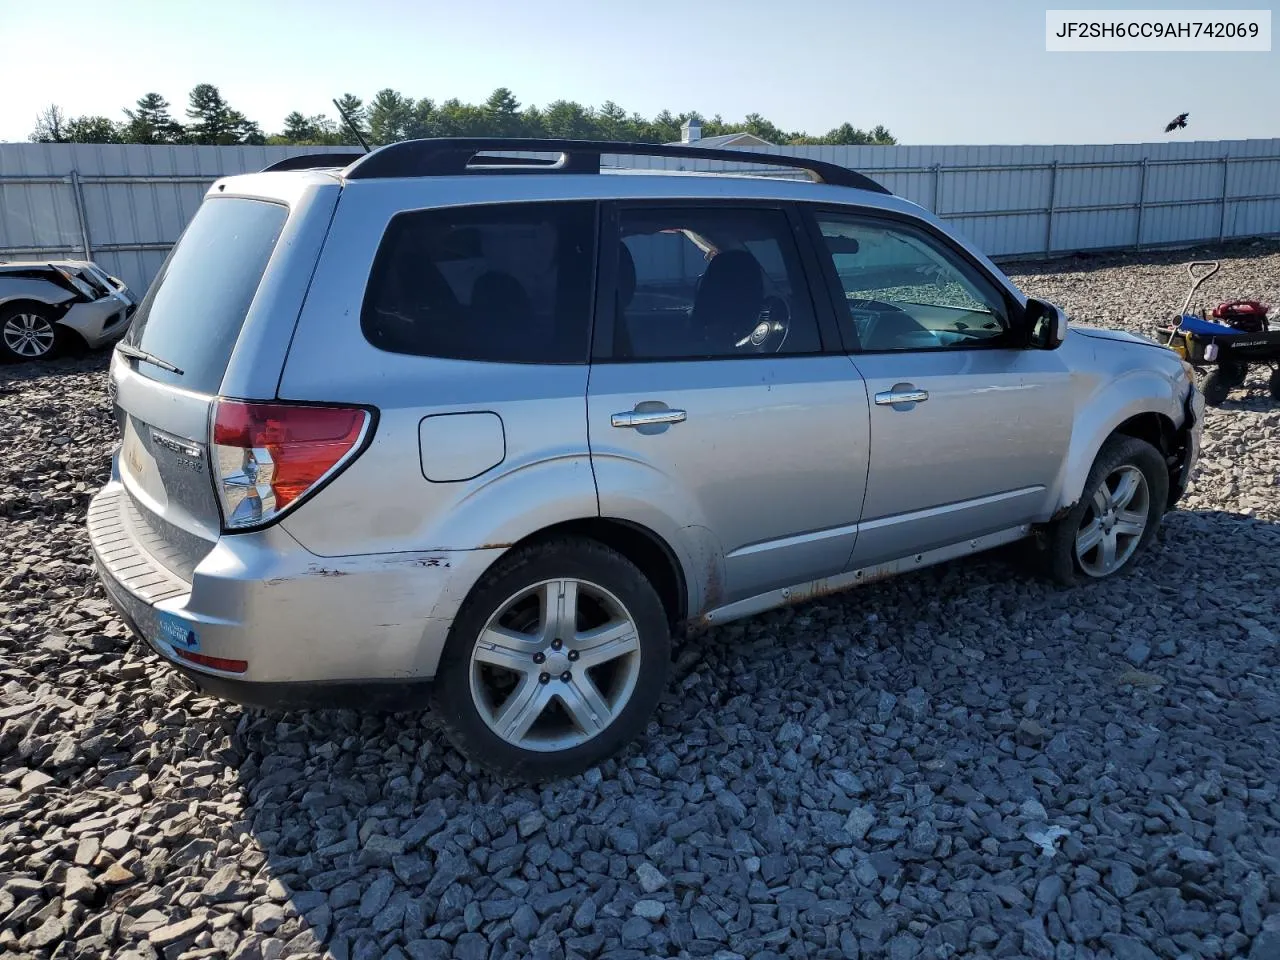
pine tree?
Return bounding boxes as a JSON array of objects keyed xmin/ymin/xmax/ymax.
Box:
[
  {"xmin": 282, "ymin": 111, "xmax": 317, "ymax": 142},
  {"xmin": 484, "ymin": 87, "xmax": 522, "ymax": 136},
  {"xmin": 367, "ymin": 89, "xmax": 415, "ymax": 144},
  {"xmin": 185, "ymin": 84, "xmax": 243, "ymax": 144},
  {"xmin": 123, "ymin": 93, "xmax": 183, "ymax": 144},
  {"xmin": 332, "ymin": 93, "xmax": 367, "ymax": 145}
]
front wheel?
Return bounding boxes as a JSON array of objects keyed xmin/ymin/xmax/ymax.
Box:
[
  {"xmin": 1041, "ymin": 436, "xmax": 1169, "ymax": 586},
  {"xmin": 431, "ymin": 539, "xmax": 671, "ymax": 781}
]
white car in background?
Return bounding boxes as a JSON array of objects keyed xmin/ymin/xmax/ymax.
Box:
[{"xmin": 0, "ymin": 261, "xmax": 136, "ymax": 361}]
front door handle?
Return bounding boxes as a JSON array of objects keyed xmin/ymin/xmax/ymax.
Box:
[
  {"xmin": 611, "ymin": 408, "xmax": 687, "ymax": 428},
  {"xmin": 874, "ymin": 385, "xmax": 929, "ymax": 406}
]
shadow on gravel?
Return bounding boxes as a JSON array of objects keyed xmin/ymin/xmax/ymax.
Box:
[{"xmin": 216, "ymin": 505, "xmax": 1280, "ymax": 960}]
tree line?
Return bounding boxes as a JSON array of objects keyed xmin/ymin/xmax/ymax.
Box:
[{"xmin": 31, "ymin": 85, "xmax": 896, "ymax": 147}]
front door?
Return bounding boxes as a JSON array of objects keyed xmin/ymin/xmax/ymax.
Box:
[
  {"xmin": 587, "ymin": 202, "xmax": 871, "ymax": 607},
  {"xmin": 804, "ymin": 209, "xmax": 1075, "ymax": 567}
]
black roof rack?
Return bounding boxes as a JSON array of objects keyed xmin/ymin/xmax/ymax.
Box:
[
  {"xmin": 340, "ymin": 138, "xmax": 890, "ymax": 194},
  {"xmin": 261, "ymin": 151, "xmax": 368, "ymax": 172}
]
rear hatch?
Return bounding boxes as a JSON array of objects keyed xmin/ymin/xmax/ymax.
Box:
[{"xmin": 110, "ymin": 191, "xmax": 308, "ymax": 579}]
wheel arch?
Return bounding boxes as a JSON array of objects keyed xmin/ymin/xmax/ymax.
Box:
[
  {"xmin": 1056, "ymin": 371, "xmax": 1187, "ymax": 515},
  {"xmin": 1111, "ymin": 411, "xmax": 1183, "ymax": 508},
  {"xmin": 0, "ymin": 296, "xmax": 69, "ymax": 319},
  {"xmin": 501, "ymin": 517, "xmax": 690, "ymax": 630}
]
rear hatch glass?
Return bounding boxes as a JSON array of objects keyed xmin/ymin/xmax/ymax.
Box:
[
  {"xmin": 113, "ymin": 196, "xmax": 289, "ymax": 579},
  {"xmin": 124, "ymin": 197, "xmax": 288, "ymax": 393}
]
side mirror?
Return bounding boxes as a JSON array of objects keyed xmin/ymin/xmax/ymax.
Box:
[{"xmin": 1025, "ymin": 297, "xmax": 1068, "ymax": 350}]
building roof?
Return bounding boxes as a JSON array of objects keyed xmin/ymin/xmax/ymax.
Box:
[{"xmin": 665, "ymin": 132, "xmax": 775, "ymax": 149}]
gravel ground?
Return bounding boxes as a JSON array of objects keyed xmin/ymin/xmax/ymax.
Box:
[{"xmin": 2, "ymin": 240, "xmax": 1279, "ymax": 960}]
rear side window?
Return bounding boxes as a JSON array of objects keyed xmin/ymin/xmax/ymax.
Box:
[
  {"xmin": 126, "ymin": 198, "xmax": 288, "ymax": 393},
  {"xmin": 361, "ymin": 202, "xmax": 596, "ymax": 364}
]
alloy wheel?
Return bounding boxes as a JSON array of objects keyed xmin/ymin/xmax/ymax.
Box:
[
  {"xmin": 1075, "ymin": 464, "xmax": 1150, "ymax": 577},
  {"xmin": 468, "ymin": 578, "xmax": 642, "ymax": 752},
  {"xmin": 3, "ymin": 313, "xmax": 56, "ymax": 358}
]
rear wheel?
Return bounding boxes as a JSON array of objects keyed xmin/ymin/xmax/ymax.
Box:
[
  {"xmin": 1041, "ymin": 436, "xmax": 1168, "ymax": 586},
  {"xmin": 431, "ymin": 538, "xmax": 671, "ymax": 781},
  {"xmin": 0, "ymin": 304, "xmax": 62, "ymax": 362}
]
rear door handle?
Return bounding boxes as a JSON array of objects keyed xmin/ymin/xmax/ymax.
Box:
[
  {"xmin": 874, "ymin": 386, "xmax": 929, "ymax": 406},
  {"xmin": 611, "ymin": 408, "xmax": 687, "ymax": 428}
]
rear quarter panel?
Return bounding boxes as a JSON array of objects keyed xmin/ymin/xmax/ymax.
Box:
[
  {"xmin": 275, "ymin": 178, "xmax": 600, "ymax": 559},
  {"xmin": 211, "ymin": 175, "xmax": 344, "ymax": 401}
]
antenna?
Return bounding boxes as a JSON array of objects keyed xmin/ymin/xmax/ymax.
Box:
[{"xmin": 332, "ymin": 98, "xmax": 371, "ymax": 153}]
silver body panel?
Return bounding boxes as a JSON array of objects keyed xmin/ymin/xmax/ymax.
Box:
[
  {"xmin": 87, "ymin": 165, "xmax": 1202, "ymax": 689},
  {"xmin": 587, "ymin": 355, "xmax": 869, "ymax": 605}
]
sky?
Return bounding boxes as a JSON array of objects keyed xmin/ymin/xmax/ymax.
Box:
[{"xmin": 1, "ymin": 0, "xmax": 1275, "ymax": 145}]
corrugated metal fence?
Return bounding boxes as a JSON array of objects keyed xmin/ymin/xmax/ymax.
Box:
[
  {"xmin": 2, "ymin": 139, "xmax": 1278, "ymax": 294},
  {"xmin": 0, "ymin": 144, "xmax": 357, "ymax": 295}
]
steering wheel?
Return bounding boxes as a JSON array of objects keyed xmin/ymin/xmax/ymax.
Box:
[
  {"xmin": 732, "ymin": 295, "xmax": 791, "ymax": 354},
  {"xmin": 847, "ymin": 298, "xmax": 933, "ymax": 350}
]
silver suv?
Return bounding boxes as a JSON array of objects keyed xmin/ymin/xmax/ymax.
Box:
[{"xmin": 88, "ymin": 139, "xmax": 1203, "ymax": 780}]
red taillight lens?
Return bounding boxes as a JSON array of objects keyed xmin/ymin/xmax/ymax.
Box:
[{"xmin": 211, "ymin": 400, "xmax": 371, "ymax": 531}]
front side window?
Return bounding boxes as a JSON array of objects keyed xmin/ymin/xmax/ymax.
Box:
[
  {"xmin": 361, "ymin": 201, "xmax": 595, "ymax": 363},
  {"xmin": 611, "ymin": 207, "xmax": 821, "ymax": 360},
  {"xmin": 813, "ymin": 214, "xmax": 1012, "ymax": 352}
]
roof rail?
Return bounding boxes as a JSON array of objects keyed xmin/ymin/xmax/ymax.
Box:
[
  {"xmin": 261, "ymin": 151, "xmax": 368, "ymax": 172},
  {"xmin": 340, "ymin": 138, "xmax": 890, "ymax": 194}
]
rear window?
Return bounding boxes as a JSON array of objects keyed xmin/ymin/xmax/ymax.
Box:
[
  {"xmin": 361, "ymin": 201, "xmax": 595, "ymax": 364},
  {"xmin": 125, "ymin": 197, "xmax": 288, "ymax": 393}
]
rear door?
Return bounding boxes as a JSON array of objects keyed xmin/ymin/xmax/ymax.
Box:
[
  {"xmin": 110, "ymin": 183, "xmax": 336, "ymax": 579},
  {"xmin": 587, "ymin": 201, "xmax": 871, "ymax": 607},
  {"xmin": 803, "ymin": 208, "xmax": 1075, "ymax": 567}
]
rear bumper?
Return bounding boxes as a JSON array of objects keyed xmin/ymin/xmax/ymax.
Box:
[
  {"xmin": 87, "ymin": 480, "xmax": 502, "ymax": 698},
  {"xmin": 95, "ymin": 562, "xmax": 433, "ymax": 710}
]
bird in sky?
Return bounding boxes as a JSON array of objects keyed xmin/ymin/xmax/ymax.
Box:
[{"xmin": 1165, "ymin": 112, "xmax": 1190, "ymax": 133}]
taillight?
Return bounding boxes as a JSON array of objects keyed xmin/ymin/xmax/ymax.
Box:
[{"xmin": 211, "ymin": 400, "xmax": 371, "ymax": 531}]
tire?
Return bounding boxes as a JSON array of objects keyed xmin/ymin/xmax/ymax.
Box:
[
  {"xmin": 1041, "ymin": 436, "xmax": 1169, "ymax": 587},
  {"xmin": 1218, "ymin": 360, "xmax": 1248, "ymax": 387},
  {"xmin": 1269, "ymin": 367, "xmax": 1280, "ymax": 401},
  {"xmin": 1200, "ymin": 370, "xmax": 1231, "ymax": 407},
  {"xmin": 0, "ymin": 304, "xmax": 63, "ymax": 362},
  {"xmin": 430, "ymin": 538, "xmax": 671, "ymax": 781}
]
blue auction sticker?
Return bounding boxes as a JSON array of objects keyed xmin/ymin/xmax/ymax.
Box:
[{"xmin": 155, "ymin": 610, "xmax": 199, "ymax": 652}]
